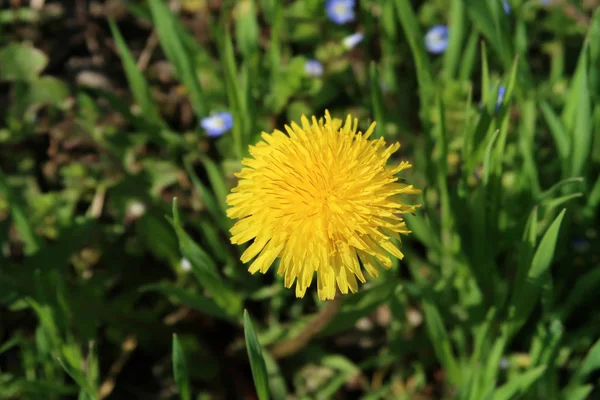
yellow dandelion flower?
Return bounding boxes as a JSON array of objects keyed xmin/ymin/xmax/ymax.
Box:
[{"xmin": 226, "ymin": 111, "xmax": 420, "ymax": 301}]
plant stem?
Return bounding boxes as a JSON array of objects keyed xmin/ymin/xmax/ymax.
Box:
[{"xmin": 270, "ymin": 296, "xmax": 343, "ymax": 359}]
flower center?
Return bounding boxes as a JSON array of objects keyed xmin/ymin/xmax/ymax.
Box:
[
  {"xmin": 334, "ymin": 3, "xmax": 348, "ymax": 15},
  {"xmin": 212, "ymin": 117, "xmax": 225, "ymax": 128}
]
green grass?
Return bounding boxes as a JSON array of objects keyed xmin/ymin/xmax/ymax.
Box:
[{"xmin": 1, "ymin": 0, "xmax": 599, "ymax": 399}]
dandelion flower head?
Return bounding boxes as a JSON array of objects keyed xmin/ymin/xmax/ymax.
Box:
[{"xmin": 226, "ymin": 112, "xmax": 420, "ymax": 300}]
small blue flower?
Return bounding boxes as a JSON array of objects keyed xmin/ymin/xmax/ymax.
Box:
[
  {"xmin": 380, "ymin": 81, "xmax": 389, "ymax": 93},
  {"xmin": 496, "ymin": 85, "xmax": 506, "ymax": 111},
  {"xmin": 305, "ymin": 59, "xmax": 324, "ymax": 77},
  {"xmin": 201, "ymin": 112, "xmax": 233, "ymax": 137},
  {"xmin": 571, "ymin": 239, "xmax": 590, "ymax": 253},
  {"xmin": 326, "ymin": 0, "xmax": 355, "ymax": 25},
  {"xmin": 342, "ymin": 32, "xmax": 364, "ymax": 49},
  {"xmin": 425, "ymin": 25, "xmax": 449, "ymax": 55},
  {"xmin": 503, "ymin": 0, "xmax": 511, "ymax": 14}
]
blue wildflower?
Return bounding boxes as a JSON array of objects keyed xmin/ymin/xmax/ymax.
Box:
[
  {"xmin": 503, "ymin": 1, "xmax": 511, "ymax": 14},
  {"xmin": 496, "ymin": 85, "xmax": 506, "ymax": 111},
  {"xmin": 201, "ymin": 112, "xmax": 233, "ymax": 137},
  {"xmin": 326, "ymin": 0, "xmax": 355, "ymax": 25},
  {"xmin": 425, "ymin": 25, "xmax": 449, "ymax": 55},
  {"xmin": 342, "ymin": 32, "xmax": 364, "ymax": 49},
  {"xmin": 305, "ymin": 59, "xmax": 324, "ymax": 77},
  {"xmin": 571, "ymin": 239, "xmax": 590, "ymax": 253}
]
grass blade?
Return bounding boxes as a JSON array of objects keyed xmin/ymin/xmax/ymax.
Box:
[
  {"xmin": 244, "ymin": 310, "xmax": 270, "ymax": 400},
  {"xmin": 142, "ymin": 282, "xmax": 232, "ymax": 321},
  {"xmin": 507, "ymin": 209, "xmax": 566, "ymax": 336},
  {"xmin": 57, "ymin": 357, "xmax": 98, "ymax": 400},
  {"xmin": 422, "ymin": 297, "xmax": 461, "ymax": 385},
  {"xmin": 443, "ymin": 0, "xmax": 465, "ymax": 81},
  {"xmin": 235, "ymin": 0, "xmax": 259, "ymax": 59},
  {"xmin": 492, "ymin": 365, "xmax": 546, "ymax": 400},
  {"xmin": 169, "ymin": 199, "xmax": 242, "ymax": 317},
  {"xmin": 148, "ymin": 0, "xmax": 205, "ymax": 117},
  {"xmin": 198, "ymin": 155, "xmax": 229, "ymax": 216},
  {"xmin": 172, "ymin": 334, "xmax": 191, "ymax": 400},
  {"xmin": 215, "ymin": 25, "xmax": 247, "ymax": 158},
  {"xmin": 569, "ymin": 47, "xmax": 592, "ymax": 178},
  {"xmin": 0, "ymin": 168, "xmax": 40, "ymax": 255},
  {"xmin": 539, "ymin": 100, "xmax": 570, "ymax": 170},
  {"xmin": 569, "ymin": 338, "xmax": 600, "ymax": 385},
  {"xmin": 393, "ymin": 0, "xmax": 433, "ymax": 126},
  {"xmin": 369, "ymin": 62, "xmax": 385, "ymax": 139},
  {"xmin": 108, "ymin": 19, "xmax": 164, "ymax": 129}
]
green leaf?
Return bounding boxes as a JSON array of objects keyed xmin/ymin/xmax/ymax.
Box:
[
  {"xmin": 215, "ymin": 26, "xmax": 247, "ymax": 158},
  {"xmin": 244, "ymin": 310, "xmax": 270, "ymax": 400},
  {"xmin": 108, "ymin": 19, "xmax": 164, "ymax": 128},
  {"xmin": 481, "ymin": 334, "xmax": 508, "ymax": 396},
  {"xmin": 530, "ymin": 320, "xmax": 563, "ymax": 368},
  {"xmin": 570, "ymin": 49, "xmax": 592, "ymax": 178},
  {"xmin": 513, "ymin": 206, "xmax": 538, "ymax": 300},
  {"xmin": 198, "ymin": 155, "xmax": 230, "ymax": 216},
  {"xmin": 540, "ymin": 101, "xmax": 570, "ymax": 169},
  {"xmin": 482, "ymin": 130, "xmax": 500, "ymax": 185},
  {"xmin": 537, "ymin": 177, "xmax": 583, "ymax": 201},
  {"xmin": 422, "ymin": 297, "xmax": 461, "ymax": 385},
  {"xmin": 492, "ymin": 365, "xmax": 546, "ymax": 400},
  {"xmin": 542, "ymin": 193, "xmax": 582, "ymax": 214},
  {"xmin": 0, "ymin": 335, "xmax": 23, "ymax": 355},
  {"xmin": 458, "ymin": 31, "xmax": 479, "ymax": 81},
  {"xmin": 26, "ymin": 76, "xmax": 69, "ymax": 108},
  {"xmin": 0, "ymin": 43, "xmax": 48, "ymax": 82},
  {"xmin": 464, "ymin": 0, "xmax": 512, "ymax": 67},
  {"xmin": 317, "ymin": 355, "xmax": 361, "ymax": 399},
  {"xmin": 403, "ymin": 213, "xmax": 441, "ymax": 253},
  {"xmin": 0, "ymin": 168, "xmax": 40, "ymax": 255},
  {"xmin": 183, "ymin": 156, "xmax": 230, "ymax": 233},
  {"xmin": 172, "ymin": 334, "xmax": 191, "ymax": 400},
  {"xmin": 507, "ymin": 209, "xmax": 566, "ymax": 336},
  {"xmin": 529, "ymin": 209, "xmax": 566, "ymax": 279},
  {"xmin": 57, "ymin": 358, "xmax": 98, "ymax": 400},
  {"xmin": 169, "ymin": 199, "xmax": 242, "ymax": 317},
  {"xmin": 141, "ymin": 282, "xmax": 232, "ymax": 322},
  {"xmin": 392, "ymin": 0, "xmax": 433, "ymax": 125},
  {"xmin": 481, "ymin": 41, "xmax": 490, "ymax": 106},
  {"xmin": 443, "ymin": 0, "xmax": 465, "ymax": 81},
  {"xmin": 263, "ymin": 352, "xmax": 288, "ymax": 400},
  {"xmin": 562, "ymin": 385, "xmax": 593, "ymax": 400},
  {"xmin": 235, "ymin": 0, "xmax": 259, "ymax": 58},
  {"xmin": 470, "ymin": 308, "xmax": 496, "ymax": 364},
  {"xmin": 148, "ymin": 0, "xmax": 205, "ymax": 117},
  {"xmin": 586, "ymin": 174, "xmax": 600, "ymax": 213},
  {"xmin": 570, "ymin": 338, "xmax": 600, "ymax": 385},
  {"xmin": 517, "ymin": 99, "xmax": 541, "ymax": 195}
]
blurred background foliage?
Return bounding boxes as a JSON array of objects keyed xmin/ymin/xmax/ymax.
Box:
[{"xmin": 1, "ymin": 0, "xmax": 600, "ymax": 399}]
